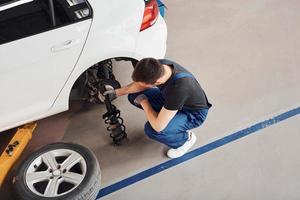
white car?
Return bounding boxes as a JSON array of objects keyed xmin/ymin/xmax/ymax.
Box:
[
  {"xmin": 0, "ymin": 0, "xmax": 167, "ymax": 132},
  {"xmin": 0, "ymin": 0, "xmax": 167, "ymax": 199}
]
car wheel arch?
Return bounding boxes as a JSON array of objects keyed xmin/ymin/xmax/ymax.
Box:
[{"xmin": 67, "ymin": 56, "xmax": 138, "ymax": 103}]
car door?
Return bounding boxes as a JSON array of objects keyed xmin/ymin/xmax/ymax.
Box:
[{"xmin": 0, "ymin": 0, "xmax": 92, "ymax": 130}]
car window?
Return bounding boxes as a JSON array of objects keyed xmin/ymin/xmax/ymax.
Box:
[
  {"xmin": 48, "ymin": 0, "xmax": 92, "ymax": 26},
  {"xmin": 0, "ymin": 0, "xmax": 92, "ymax": 45}
]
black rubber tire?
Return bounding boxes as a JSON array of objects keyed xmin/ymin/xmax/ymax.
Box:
[{"xmin": 13, "ymin": 143, "xmax": 101, "ymax": 200}]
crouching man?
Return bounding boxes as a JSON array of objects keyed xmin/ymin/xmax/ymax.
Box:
[{"xmin": 101, "ymin": 58, "xmax": 212, "ymax": 158}]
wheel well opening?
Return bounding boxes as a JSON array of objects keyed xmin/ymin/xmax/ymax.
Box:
[{"xmin": 68, "ymin": 57, "xmax": 138, "ymax": 104}]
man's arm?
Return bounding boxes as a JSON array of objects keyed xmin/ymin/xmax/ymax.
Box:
[
  {"xmin": 140, "ymin": 99, "xmax": 177, "ymax": 132},
  {"xmin": 115, "ymin": 82, "xmax": 150, "ymax": 97}
]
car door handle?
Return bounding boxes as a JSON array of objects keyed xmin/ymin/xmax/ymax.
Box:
[{"xmin": 51, "ymin": 39, "xmax": 80, "ymax": 52}]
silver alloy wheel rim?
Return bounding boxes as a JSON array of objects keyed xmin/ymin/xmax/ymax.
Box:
[{"xmin": 25, "ymin": 149, "xmax": 87, "ymax": 197}]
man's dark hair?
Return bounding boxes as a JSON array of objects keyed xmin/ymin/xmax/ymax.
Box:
[{"xmin": 132, "ymin": 58, "xmax": 164, "ymax": 84}]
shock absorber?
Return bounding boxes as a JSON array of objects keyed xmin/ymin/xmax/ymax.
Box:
[
  {"xmin": 102, "ymin": 102, "xmax": 127, "ymax": 145},
  {"xmin": 97, "ymin": 61, "xmax": 127, "ymax": 145}
]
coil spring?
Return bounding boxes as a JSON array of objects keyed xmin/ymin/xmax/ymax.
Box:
[{"xmin": 103, "ymin": 105, "xmax": 127, "ymax": 144}]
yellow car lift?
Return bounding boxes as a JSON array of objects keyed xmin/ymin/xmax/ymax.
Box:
[{"xmin": 0, "ymin": 122, "xmax": 37, "ymax": 187}]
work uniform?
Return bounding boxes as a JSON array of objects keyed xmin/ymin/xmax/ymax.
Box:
[{"xmin": 128, "ymin": 59, "xmax": 212, "ymax": 148}]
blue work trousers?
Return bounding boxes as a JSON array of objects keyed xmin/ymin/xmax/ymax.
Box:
[{"xmin": 128, "ymin": 88, "xmax": 209, "ymax": 148}]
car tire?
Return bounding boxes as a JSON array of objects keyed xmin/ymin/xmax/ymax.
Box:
[{"xmin": 13, "ymin": 143, "xmax": 101, "ymax": 200}]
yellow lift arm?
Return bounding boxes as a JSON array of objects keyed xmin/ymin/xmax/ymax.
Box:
[{"xmin": 0, "ymin": 122, "xmax": 37, "ymax": 187}]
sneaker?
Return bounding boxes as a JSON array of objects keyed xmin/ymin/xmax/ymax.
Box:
[{"xmin": 167, "ymin": 131, "xmax": 197, "ymax": 158}]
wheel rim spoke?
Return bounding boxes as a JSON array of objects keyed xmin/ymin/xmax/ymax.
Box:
[
  {"xmin": 42, "ymin": 152, "xmax": 58, "ymax": 169},
  {"xmin": 61, "ymin": 152, "xmax": 81, "ymax": 170},
  {"xmin": 26, "ymin": 171, "xmax": 50, "ymax": 184},
  {"xmin": 63, "ymin": 171, "xmax": 84, "ymax": 185},
  {"xmin": 44, "ymin": 178, "xmax": 60, "ymax": 197}
]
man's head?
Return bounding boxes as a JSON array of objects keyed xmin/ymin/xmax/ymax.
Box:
[{"xmin": 131, "ymin": 58, "xmax": 165, "ymax": 87}]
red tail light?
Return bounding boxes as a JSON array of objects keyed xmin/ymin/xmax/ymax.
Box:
[{"xmin": 140, "ymin": 0, "xmax": 159, "ymax": 31}]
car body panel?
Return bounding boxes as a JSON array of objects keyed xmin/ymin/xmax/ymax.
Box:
[
  {"xmin": 0, "ymin": 0, "xmax": 167, "ymax": 132},
  {"xmin": 0, "ymin": 20, "xmax": 92, "ymax": 131}
]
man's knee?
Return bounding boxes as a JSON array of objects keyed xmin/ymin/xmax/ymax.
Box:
[
  {"xmin": 144, "ymin": 122, "xmax": 158, "ymax": 139},
  {"xmin": 128, "ymin": 93, "xmax": 137, "ymax": 105}
]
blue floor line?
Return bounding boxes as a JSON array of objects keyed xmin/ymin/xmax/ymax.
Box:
[{"xmin": 97, "ymin": 106, "xmax": 300, "ymax": 198}]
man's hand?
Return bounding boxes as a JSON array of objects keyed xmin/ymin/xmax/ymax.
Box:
[
  {"xmin": 98, "ymin": 85, "xmax": 117, "ymax": 102},
  {"xmin": 134, "ymin": 94, "xmax": 148, "ymax": 105}
]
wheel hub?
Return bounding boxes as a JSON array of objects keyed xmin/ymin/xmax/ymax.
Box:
[{"xmin": 52, "ymin": 169, "xmax": 61, "ymax": 177}]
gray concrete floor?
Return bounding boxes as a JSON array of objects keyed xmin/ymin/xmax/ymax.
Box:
[
  {"xmin": 103, "ymin": 115, "xmax": 300, "ymax": 200},
  {"xmin": 1, "ymin": 0, "xmax": 300, "ymax": 199}
]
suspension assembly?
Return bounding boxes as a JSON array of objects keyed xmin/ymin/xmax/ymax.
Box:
[{"xmin": 84, "ymin": 60, "xmax": 127, "ymax": 145}]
